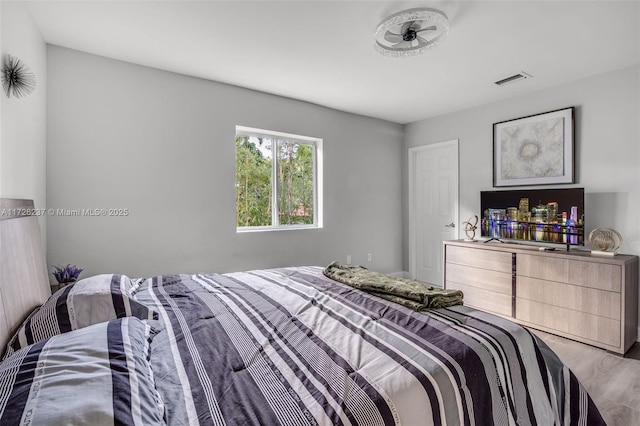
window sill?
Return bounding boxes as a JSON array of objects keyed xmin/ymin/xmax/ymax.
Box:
[{"xmin": 237, "ymin": 225, "xmax": 322, "ymax": 233}]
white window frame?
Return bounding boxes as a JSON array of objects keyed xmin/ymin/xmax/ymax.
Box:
[{"xmin": 236, "ymin": 125, "xmax": 323, "ymax": 232}]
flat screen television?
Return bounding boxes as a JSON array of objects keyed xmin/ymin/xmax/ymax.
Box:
[{"xmin": 480, "ymin": 187, "xmax": 584, "ymax": 246}]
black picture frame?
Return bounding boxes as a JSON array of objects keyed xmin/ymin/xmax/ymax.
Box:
[{"xmin": 493, "ymin": 107, "xmax": 575, "ymax": 187}]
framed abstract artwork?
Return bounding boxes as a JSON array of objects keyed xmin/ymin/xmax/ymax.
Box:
[{"xmin": 493, "ymin": 107, "xmax": 574, "ymax": 187}]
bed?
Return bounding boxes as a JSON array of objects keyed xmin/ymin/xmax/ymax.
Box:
[{"xmin": 0, "ymin": 199, "xmax": 606, "ymax": 425}]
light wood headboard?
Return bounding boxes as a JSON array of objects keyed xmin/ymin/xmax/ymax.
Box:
[{"xmin": 0, "ymin": 199, "xmax": 51, "ymax": 348}]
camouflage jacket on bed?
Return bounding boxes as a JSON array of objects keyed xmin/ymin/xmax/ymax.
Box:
[{"xmin": 323, "ymin": 261, "xmax": 463, "ymax": 310}]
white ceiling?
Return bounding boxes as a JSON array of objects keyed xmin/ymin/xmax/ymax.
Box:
[{"xmin": 26, "ymin": 0, "xmax": 640, "ymax": 124}]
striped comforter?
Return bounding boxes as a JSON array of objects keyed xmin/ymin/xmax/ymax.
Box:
[{"xmin": 135, "ymin": 266, "xmax": 605, "ymax": 426}]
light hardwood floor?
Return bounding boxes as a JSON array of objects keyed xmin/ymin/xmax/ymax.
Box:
[{"xmin": 534, "ymin": 330, "xmax": 640, "ymax": 426}]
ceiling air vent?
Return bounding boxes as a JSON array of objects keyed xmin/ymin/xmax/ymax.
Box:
[{"xmin": 494, "ymin": 72, "xmax": 532, "ymax": 86}]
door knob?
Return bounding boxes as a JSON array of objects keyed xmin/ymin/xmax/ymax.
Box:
[{"xmin": 445, "ymin": 223, "xmax": 455, "ymax": 228}]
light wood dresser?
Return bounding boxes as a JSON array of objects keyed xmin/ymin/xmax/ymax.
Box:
[{"xmin": 443, "ymin": 240, "xmax": 639, "ymax": 355}]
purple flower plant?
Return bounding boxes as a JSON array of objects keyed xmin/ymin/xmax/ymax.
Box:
[{"xmin": 52, "ymin": 264, "xmax": 83, "ymax": 284}]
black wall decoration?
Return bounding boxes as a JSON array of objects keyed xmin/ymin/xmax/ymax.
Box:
[{"xmin": 1, "ymin": 55, "xmax": 36, "ymax": 98}]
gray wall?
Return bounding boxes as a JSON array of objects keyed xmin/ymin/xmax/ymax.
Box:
[
  {"xmin": 0, "ymin": 1, "xmax": 47, "ymax": 244},
  {"xmin": 403, "ymin": 65, "xmax": 640, "ymax": 271},
  {"xmin": 47, "ymin": 46, "xmax": 404, "ymax": 278}
]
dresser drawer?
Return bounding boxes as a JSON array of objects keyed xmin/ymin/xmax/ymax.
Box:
[
  {"xmin": 445, "ymin": 245, "xmax": 512, "ymax": 274},
  {"xmin": 516, "ymin": 298, "xmax": 621, "ymax": 348},
  {"xmin": 447, "ymin": 282, "xmax": 512, "ymax": 317},
  {"xmin": 517, "ymin": 254, "xmax": 621, "ymax": 292},
  {"xmin": 446, "ymin": 263, "xmax": 511, "ymax": 295},
  {"xmin": 517, "ymin": 254, "xmax": 568, "ymax": 282},
  {"xmin": 517, "ymin": 276, "xmax": 620, "ymax": 320},
  {"xmin": 567, "ymin": 261, "xmax": 621, "ymax": 292}
]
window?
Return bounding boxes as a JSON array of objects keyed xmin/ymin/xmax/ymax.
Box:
[{"xmin": 235, "ymin": 126, "xmax": 323, "ymax": 231}]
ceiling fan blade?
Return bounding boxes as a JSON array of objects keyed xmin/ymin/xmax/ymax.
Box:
[
  {"xmin": 416, "ymin": 35, "xmax": 432, "ymax": 46},
  {"xmin": 384, "ymin": 31, "xmax": 404, "ymax": 43},
  {"xmin": 392, "ymin": 40, "xmax": 411, "ymax": 49},
  {"xmin": 417, "ymin": 25, "xmax": 437, "ymax": 33},
  {"xmin": 400, "ymin": 20, "xmax": 416, "ymax": 34}
]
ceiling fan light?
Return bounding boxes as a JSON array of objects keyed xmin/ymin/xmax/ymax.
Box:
[{"xmin": 374, "ymin": 8, "xmax": 449, "ymax": 58}]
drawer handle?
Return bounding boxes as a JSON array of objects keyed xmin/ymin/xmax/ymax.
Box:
[{"xmin": 445, "ymin": 223, "xmax": 456, "ymax": 228}]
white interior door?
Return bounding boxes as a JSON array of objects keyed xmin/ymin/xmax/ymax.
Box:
[{"xmin": 409, "ymin": 140, "xmax": 459, "ymax": 286}]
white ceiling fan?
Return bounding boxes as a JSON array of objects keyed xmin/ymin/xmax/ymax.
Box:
[{"xmin": 375, "ymin": 8, "xmax": 450, "ymax": 57}]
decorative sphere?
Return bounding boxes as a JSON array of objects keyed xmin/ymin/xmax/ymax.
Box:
[{"xmin": 588, "ymin": 228, "xmax": 622, "ymax": 252}]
